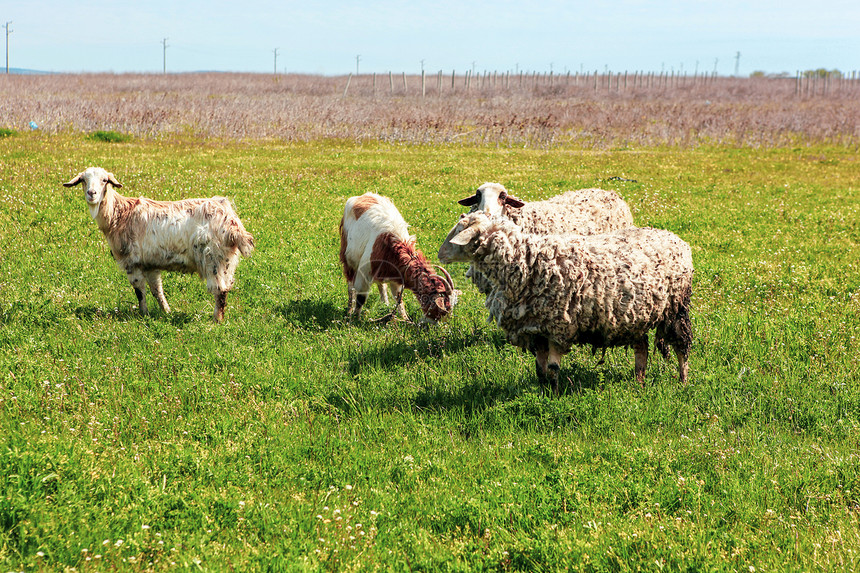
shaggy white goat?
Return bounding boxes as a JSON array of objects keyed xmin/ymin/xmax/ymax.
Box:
[
  {"xmin": 64, "ymin": 167, "xmax": 254, "ymax": 322},
  {"xmin": 439, "ymin": 212, "xmax": 693, "ymax": 393},
  {"xmin": 339, "ymin": 192, "xmax": 457, "ymax": 324},
  {"xmin": 457, "ymin": 182, "xmax": 635, "ymax": 296}
]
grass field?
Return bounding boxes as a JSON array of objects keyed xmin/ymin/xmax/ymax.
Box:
[{"xmin": 1, "ymin": 79, "xmax": 860, "ymax": 571}]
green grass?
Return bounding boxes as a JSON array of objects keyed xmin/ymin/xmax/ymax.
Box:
[
  {"xmin": 1, "ymin": 134, "xmax": 859, "ymax": 571},
  {"xmin": 86, "ymin": 130, "xmax": 133, "ymax": 144}
]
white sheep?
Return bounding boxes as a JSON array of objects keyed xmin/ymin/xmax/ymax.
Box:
[
  {"xmin": 339, "ymin": 192, "xmax": 457, "ymax": 324},
  {"xmin": 457, "ymin": 182, "xmax": 635, "ymax": 296},
  {"xmin": 64, "ymin": 167, "xmax": 254, "ymax": 322},
  {"xmin": 458, "ymin": 182, "xmax": 635, "ymax": 235},
  {"xmin": 439, "ymin": 212, "xmax": 693, "ymax": 393}
]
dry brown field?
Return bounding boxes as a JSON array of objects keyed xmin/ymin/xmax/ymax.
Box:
[{"xmin": 1, "ymin": 72, "xmax": 859, "ymax": 147}]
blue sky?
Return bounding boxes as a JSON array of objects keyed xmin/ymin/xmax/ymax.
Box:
[{"xmin": 3, "ymin": 0, "xmax": 858, "ymax": 75}]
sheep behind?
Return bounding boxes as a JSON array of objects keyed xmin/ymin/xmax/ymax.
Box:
[{"xmin": 457, "ymin": 182, "xmax": 636, "ymax": 296}]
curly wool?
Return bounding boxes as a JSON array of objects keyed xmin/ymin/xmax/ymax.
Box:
[
  {"xmin": 467, "ymin": 187, "xmax": 635, "ymax": 296},
  {"xmin": 502, "ymin": 187, "xmax": 635, "ymax": 236},
  {"xmin": 458, "ymin": 214, "xmax": 693, "ymax": 355}
]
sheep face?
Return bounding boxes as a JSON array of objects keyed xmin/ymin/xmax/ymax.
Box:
[
  {"xmin": 63, "ymin": 167, "xmax": 123, "ymax": 218},
  {"xmin": 457, "ymin": 182, "xmax": 524, "ymax": 216},
  {"xmin": 438, "ymin": 212, "xmax": 493, "ymax": 263}
]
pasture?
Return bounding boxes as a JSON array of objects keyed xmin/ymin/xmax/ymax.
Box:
[{"xmin": 1, "ymin": 74, "xmax": 860, "ymax": 571}]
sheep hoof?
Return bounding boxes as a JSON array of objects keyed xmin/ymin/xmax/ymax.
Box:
[
  {"xmin": 547, "ymin": 364, "xmax": 561, "ymax": 395},
  {"xmin": 535, "ymin": 358, "xmax": 548, "ymax": 385}
]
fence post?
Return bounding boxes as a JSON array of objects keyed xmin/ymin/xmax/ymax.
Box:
[{"xmin": 343, "ymin": 73, "xmax": 352, "ymax": 97}]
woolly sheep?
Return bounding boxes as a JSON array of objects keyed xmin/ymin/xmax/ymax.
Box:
[
  {"xmin": 339, "ymin": 192, "xmax": 457, "ymax": 324},
  {"xmin": 64, "ymin": 167, "xmax": 254, "ymax": 322},
  {"xmin": 439, "ymin": 212, "xmax": 693, "ymax": 393},
  {"xmin": 457, "ymin": 182, "xmax": 635, "ymax": 296}
]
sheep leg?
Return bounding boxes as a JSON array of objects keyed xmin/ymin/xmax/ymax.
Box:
[
  {"xmin": 546, "ymin": 343, "xmax": 565, "ymax": 395},
  {"xmin": 633, "ymin": 337, "xmax": 649, "ymax": 386},
  {"xmin": 530, "ymin": 336, "xmax": 550, "ymax": 388},
  {"xmin": 145, "ymin": 271, "xmax": 171, "ymax": 313},
  {"xmin": 213, "ymin": 291, "xmax": 227, "ymax": 323},
  {"xmin": 675, "ymin": 347, "xmax": 689, "ymax": 385},
  {"xmin": 127, "ymin": 270, "xmax": 149, "ymax": 315}
]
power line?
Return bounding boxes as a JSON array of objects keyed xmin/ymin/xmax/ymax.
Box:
[
  {"xmin": 162, "ymin": 38, "xmax": 169, "ymax": 74},
  {"xmin": 3, "ymin": 21, "xmax": 11, "ymax": 75}
]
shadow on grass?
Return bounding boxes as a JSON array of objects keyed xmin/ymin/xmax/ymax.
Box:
[
  {"xmin": 72, "ymin": 305, "xmax": 195, "ymax": 325},
  {"xmin": 275, "ymin": 299, "xmax": 343, "ymax": 329},
  {"xmin": 345, "ymin": 326, "xmax": 507, "ymax": 376}
]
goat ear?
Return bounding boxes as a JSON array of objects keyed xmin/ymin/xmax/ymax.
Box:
[
  {"xmin": 504, "ymin": 194, "xmax": 525, "ymax": 208},
  {"xmin": 107, "ymin": 173, "xmax": 123, "ymax": 188},
  {"xmin": 458, "ymin": 195, "xmax": 479, "ymax": 206},
  {"xmin": 449, "ymin": 227, "xmax": 478, "ymax": 246},
  {"xmin": 63, "ymin": 173, "xmax": 83, "ymax": 187}
]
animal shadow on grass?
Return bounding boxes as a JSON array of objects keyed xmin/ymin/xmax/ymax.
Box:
[
  {"xmin": 72, "ymin": 305, "xmax": 195, "ymax": 325},
  {"xmin": 557, "ymin": 359, "xmax": 616, "ymax": 394},
  {"xmin": 345, "ymin": 327, "xmax": 507, "ymax": 377},
  {"xmin": 275, "ymin": 299, "xmax": 343, "ymax": 329}
]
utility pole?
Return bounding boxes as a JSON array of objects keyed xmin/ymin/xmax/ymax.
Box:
[
  {"xmin": 734, "ymin": 51, "xmax": 741, "ymax": 77},
  {"xmin": 162, "ymin": 38, "xmax": 169, "ymax": 74},
  {"xmin": 355, "ymin": 54, "xmax": 360, "ymax": 75},
  {"xmin": 273, "ymin": 48, "xmax": 279, "ymax": 76},
  {"xmin": 3, "ymin": 21, "xmax": 11, "ymax": 74}
]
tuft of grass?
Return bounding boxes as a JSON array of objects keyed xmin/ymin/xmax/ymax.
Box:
[
  {"xmin": 0, "ymin": 127, "xmax": 17, "ymax": 138},
  {"xmin": 87, "ymin": 130, "xmax": 133, "ymax": 143}
]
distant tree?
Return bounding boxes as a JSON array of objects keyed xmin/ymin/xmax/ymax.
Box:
[{"xmin": 803, "ymin": 69, "xmax": 843, "ymax": 79}]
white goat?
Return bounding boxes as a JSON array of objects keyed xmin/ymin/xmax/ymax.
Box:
[
  {"xmin": 339, "ymin": 192, "xmax": 456, "ymax": 324},
  {"xmin": 64, "ymin": 167, "xmax": 254, "ymax": 322}
]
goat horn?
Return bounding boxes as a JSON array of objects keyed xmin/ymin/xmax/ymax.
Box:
[{"xmin": 435, "ymin": 265, "xmax": 454, "ymax": 294}]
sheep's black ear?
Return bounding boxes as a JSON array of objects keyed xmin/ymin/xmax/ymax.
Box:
[
  {"xmin": 504, "ymin": 194, "xmax": 525, "ymax": 208},
  {"xmin": 107, "ymin": 173, "xmax": 123, "ymax": 188},
  {"xmin": 63, "ymin": 174, "xmax": 83, "ymax": 187},
  {"xmin": 458, "ymin": 195, "xmax": 479, "ymax": 206}
]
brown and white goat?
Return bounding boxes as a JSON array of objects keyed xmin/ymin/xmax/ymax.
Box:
[
  {"xmin": 64, "ymin": 167, "xmax": 254, "ymax": 322},
  {"xmin": 339, "ymin": 192, "xmax": 457, "ymax": 324}
]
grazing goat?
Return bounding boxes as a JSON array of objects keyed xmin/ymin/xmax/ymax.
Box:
[
  {"xmin": 439, "ymin": 212, "xmax": 693, "ymax": 393},
  {"xmin": 339, "ymin": 192, "xmax": 456, "ymax": 324},
  {"xmin": 64, "ymin": 167, "xmax": 254, "ymax": 322},
  {"xmin": 456, "ymin": 182, "xmax": 635, "ymax": 296}
]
